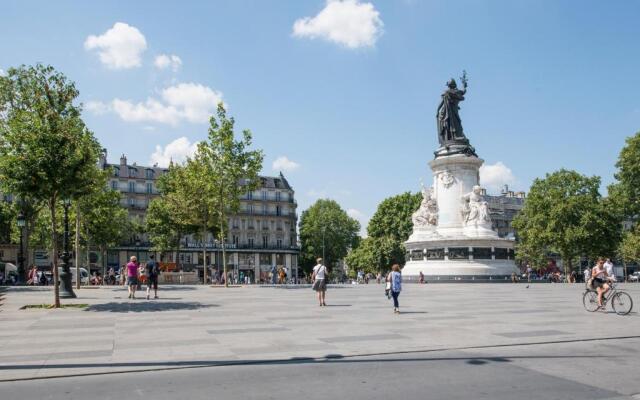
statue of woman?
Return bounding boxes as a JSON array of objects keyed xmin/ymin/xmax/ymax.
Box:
[
  {"xmin": 436, "ymin": 77, "xmax": 468, "ymax": 146},
  {"xmin": 412, "ymin": 185, "xmax": 438, "ymax": 228},
  {"xmin": 461, "ymin": 185, "xmax": 490, "ymax": 225}
]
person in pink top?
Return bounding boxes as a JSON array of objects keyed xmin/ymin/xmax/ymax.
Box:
[{"xmin": 126, "ymin": 256, "xmax": 139, "ymax": 299}]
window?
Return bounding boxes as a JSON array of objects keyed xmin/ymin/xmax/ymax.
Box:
[
  {"xmin": 111, "ymin": 181, "xmax": 118, "ymax": 190},
  {"xmin": 129, "ymin": 182, "xmax": 135, "ymax": 193},
  {"xmin": 262, "ymin": 191, "xmax": 267, "ymax": 200},
  {"xmin": 248, "ymin": 238, "xmax": 254, "ymax": 248},
  {"xmin": 128, "ymin": 198, "xmax": 135, "ymax": 206},
  {"xmin": 260, "ymin": 253, "xmax": 271, "ymax": 265},
  {"xmin": 247, "ymin": 204, "xmax": 253, "ymax": 214},
  {"xmin": 276, "ymin": 206, "xmax": 281, "ymax": 216},
  {"xmin": 276, "ymin": 239, "xmax": 282, "ymax": 248},
  {"xmin": 262, "ymin": 204, "xmax": 267, "ymax": 215},
  {"xmin": 129, "ymin": 168, "xmax": 137, "ymax": 178},
  {"xmin": 276, "ymin": 191, "xmax": 281, "ymax": 201},
  {"xmin": 113, "ymin": 167, "xmax": 119, "ymax": 177},
  {"xmin": 146, "ymin": 183, "xmax": 153, "ymax": 194},
  {"xmin": 262, "ymin": 235, "xmax": 268, "ymax": 248},
  {"xmin": 145, "ymin": 169, "xmax": 154, "ymax": 179},
  {"xmin": 248, "ymin": 191, "xmax": 253, "ymax": 200},
  {"xmin": 232, "ymin": 235, "xmax": 239, "ymax": 246}
]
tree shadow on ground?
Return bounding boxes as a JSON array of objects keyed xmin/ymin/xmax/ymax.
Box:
[
  {"xmin": 84, "ymin": 301, "xmax": 217, "ymax": 313},
  {"xmin": 0, "ymin": 354, "xmax": 601, "ymax": 372}
]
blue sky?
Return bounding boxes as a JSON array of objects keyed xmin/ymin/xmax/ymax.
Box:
[{"xmin": 2, "ymin": 0, "xmax": 639, "ymax": 233}]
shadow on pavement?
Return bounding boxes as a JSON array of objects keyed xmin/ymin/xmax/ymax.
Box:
[
  {"xmin": 0, "ymin": 354, "xmax": 600, "ymax": 372},
  {"xmin": 84, "ymin": 301, "xmax": 217, "ymax": 313}
]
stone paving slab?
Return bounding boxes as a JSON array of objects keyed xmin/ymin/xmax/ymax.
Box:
[{"xmin": 0, "ymin": 283, "xmax": 638, "ymax": 384}]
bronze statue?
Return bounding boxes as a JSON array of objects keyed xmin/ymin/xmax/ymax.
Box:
[
  {"xmin": 434, "ymin": 71, "xmax": 477, "ymax": 158},
  {"xmin": 437, "ymin": 72, "xmax": 468, "ymax": 146}
]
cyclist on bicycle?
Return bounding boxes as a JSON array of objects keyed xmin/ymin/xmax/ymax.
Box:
[{"xmin": 591, "ymin": 258, "xmax": 610, "ymax": 309}]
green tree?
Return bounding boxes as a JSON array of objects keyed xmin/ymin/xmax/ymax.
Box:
[
  {"xmin": 367, "ymin": 192, "xmax": 422, "ymax": 241},
  {"xmin": 194, "ymin": 104, "xmax": 263, "ymax": 286},
  {"xmin": 619, "ymin": 226, "xmax": 640, "ymax": 279},
  {"xmin": 0, "ymin": 64, "xmax": 102, "ymax": 307},
  {"xmin": 145, "ymin": 163, "xmax": 200, "ymax": 272},
  {"xmin": 344, "ymin": 235, "xmax": 405, "ymax": 276},
  {"xmin": 78, "ymin": 187, "xmax": 129, "ymax": 276},
  {"xmin": 609, "ymin": 132, "xmax": 640, "ymax": 219},
  {"xmin": 512, "ymin": 169, "xmax": 621, "ymax": 277},
  {"xmin": 299, "ymin": 199, "xmax": 360, "ymax": 272}
]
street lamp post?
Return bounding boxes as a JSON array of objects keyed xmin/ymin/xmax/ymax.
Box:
[
  {"xmin": 16, "ymin": 211, "xmax": 26, "ymax": 284},
  {"xmin": 59, "ymin": 198, "xmax": 76, "ymax": 298}
]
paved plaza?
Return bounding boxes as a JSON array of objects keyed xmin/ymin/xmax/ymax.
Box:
[{"xmin": 1, "ymin": 283, "xmax": 639, "ymax": 399}]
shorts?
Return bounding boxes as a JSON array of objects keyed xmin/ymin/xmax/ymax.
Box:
[
  {"xmin": 127, "ymin": 276, "xmax": 138, "ymax": 286},
  {"xmin": 592, "ymin": 277, "xmax": 606, "ymax": 289},
  {"xmin": 147, "ymin": 275, "xmax": 158, "ymax": 290},
  {"xmin": 312, "ymin": 279, "xmax": 327, "ymax": 292}
]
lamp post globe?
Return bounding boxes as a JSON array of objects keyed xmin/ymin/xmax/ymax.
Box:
[{"xmin": 58, "ymin": 198, "xmax": 76, "ymax": 298}]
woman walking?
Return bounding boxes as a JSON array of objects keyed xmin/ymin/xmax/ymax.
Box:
[
  {"xmin": 126, "ymin": 256, "xmax": 139, "ymax": 299},
  {"xmin": 388, "ymin": 264, "xmax": 402, "ymax": 313},
  {"xmin": 312, "ymin": 258, "xmax": 328, "ymax": 306}
]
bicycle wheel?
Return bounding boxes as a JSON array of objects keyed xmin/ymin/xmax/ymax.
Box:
[
  {"xmin": 612, "ymin": 292, "xmax": 633, "ymax": 315},
  {"xmin": 582, "ymin": 290, "xmax": 599, "ymax": 312}
]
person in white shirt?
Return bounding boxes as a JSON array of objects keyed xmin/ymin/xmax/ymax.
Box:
[
  {"xmin": 312, "ymin": 258, "xmax": 328, "ymax": 306},
  {"xmin": 583, "ymin": 266, "xmax": 591, "ymax": 285},
  {"xmin": 604, "ymin": 258, "xmax": 616, "ymax": 282}
]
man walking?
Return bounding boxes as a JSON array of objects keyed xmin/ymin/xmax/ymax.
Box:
[
  {"xmin": 146, "ymin": 255, "xmax": 160, "ymax": 300},
  {"xmin": 312, "ymin": 258, "xmax": 328, "ymax": 306}
]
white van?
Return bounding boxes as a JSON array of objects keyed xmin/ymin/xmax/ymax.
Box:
[{"xmin": 58, "ymin": 267, "xmax": 90, "ymax": 285}]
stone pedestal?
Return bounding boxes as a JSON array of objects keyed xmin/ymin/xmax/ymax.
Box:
[{"xmin": 403, "ymin": 154, "xmax": 518, "ymax": 281}]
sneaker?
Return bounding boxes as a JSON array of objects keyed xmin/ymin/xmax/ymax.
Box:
[
  {"xmin": 154, "ymin": 296, "xmax": 159, "ymax": 299},
  {"xmin": 128, "ymin": 293, "xmax": 132, "ymax": 299}
]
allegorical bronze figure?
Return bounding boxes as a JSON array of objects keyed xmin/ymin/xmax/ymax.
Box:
[{"xmin": 435, "ymin": 71, "xmax": 476, "ymax": 157}]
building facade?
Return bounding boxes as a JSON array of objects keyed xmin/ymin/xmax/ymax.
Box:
[
  {"xmin": 99, "ymin": 151, "xmax": 299, "ymax": 283},
  {"xmin": 481, "ymin": 185, "xmax": 526, "ymax": 239}
]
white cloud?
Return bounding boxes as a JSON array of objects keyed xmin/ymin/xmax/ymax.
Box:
[
  {"xmin": 479, "ymin": 161, "xmax": 517, "ymax": 193},
  {"xmin": 306, "ymin": 189, "xmax": 327, "ymax": 199},
  {"xmin": 84, "ymin": 22, "xmax": 147, "ymax": 69},
  {"xmin": 154, "ymin": 54, "xmax": 182, "ymax": 71},
  {"xmin": 0, "ymin": 69, "xmax": 5, "ymax": 76},
  {"xmin": 150, "ymin": 137, "xmax": 199, "ymax": 167},
  {"xmin": 292, "ymin": 0, "xmax": 383, "ymax": 49},
  {"xmin": 84, "ymin": 100, "xmax": 110, "ymax": 115},
  {"xmin": 86, "ymin": 82, "xmax": 224, "ymax": 126},
  {"xmin": 272, "ymin": 156, "xmax": 300, "ymax": 172},
  {"xmin": 347, "ymin": 208, "xmax": 368, "ymax": 237}
]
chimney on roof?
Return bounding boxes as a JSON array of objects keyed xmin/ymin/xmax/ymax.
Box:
[
  {"xmin": 99, "ymin": 148, "xmax": 107, "ymax": 168},
  {"xmin": 120, "ymin": 154, "xmax": 127, "ymax": 166},
  {"xmin": 501, "ymin": 184, "xmax": 509, "ymax": 195}
]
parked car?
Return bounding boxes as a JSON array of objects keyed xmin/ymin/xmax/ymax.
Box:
[
  {"xmin": 628, "ymin": 272, "xmax": 640, "ymax": 282},
  {"xmin": 57, "ymin": 267, "xmax": 89, "ymax": 285}
]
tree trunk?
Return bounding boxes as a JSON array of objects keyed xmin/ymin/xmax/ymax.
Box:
[
  {"xmin": 202, "ymin": 220, "xmax": 207, "ymax": 285},
  {"xmin": 175, "ymin": 234, "xmax": 181, "ymax": 271},
  {"xmin": 220, "ymin": 216, "xmax": 227, "ymax": 288},
  {"xmin": 564, "ymin": 255, "xmax": 571, "ymax": 283},
  {"xmin": 75, "ymin": 206, "xmax": 80, "ymax": 289},
  {"xmin": 49, "ymin": 199, "xmax": 60, "ymax": 308},
  {"xmin": 102, "ymin": 247, "xmax": 107, "ymax": 283}
]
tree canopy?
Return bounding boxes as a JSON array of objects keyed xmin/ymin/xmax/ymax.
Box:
[
  {"xmin": 344, "ymin": 235, "xmax": 405, "ymax": 275},
  {"xmin": 609, "ymin": 132, "xmax": 640, "ymax": 220},
  {"xmin": 512, "ymin": 169, "xmax": 621, "ymax": 274},
  {"xmin": 0, "ymin": 64, "xmax": 102, "ymax": 306},
  {"xmin": 367, "ymin": 191, "xmax": 422, "ymax": 241},
  {"xmin": 299, "ymin": 199, "xmax": 360, "ymax": 271}
]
